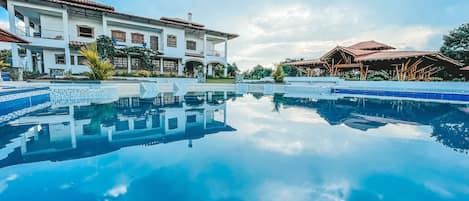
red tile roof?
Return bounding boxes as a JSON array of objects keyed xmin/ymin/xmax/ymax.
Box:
[
  {"xmin": 47, "ymin": 0, "xmax": 115, "ymax": 12},
  {"xmin": 283, "ymin": 59, "xmax": 324, "ymax": 66},
  {"xmin": 185, "ymin": 52, "xmax": 205, "ymax": 58},
  {"xmin": 348, "ymin": 40, "xmax": 396, "ymax": 51},
  {"xmin": 69, "ymin": 41, "xmax": 88, "ymax": 47},
  {"xmin": 160, "ymin": 17, "xmax": 205, "ymax": 29},
  {"xmin": 355, "ymin": 51, "xmax": 436, "ymax": 61},
  {"xmin": 0, "ymin": 28, "xmax": 28, "ymax": 43}
]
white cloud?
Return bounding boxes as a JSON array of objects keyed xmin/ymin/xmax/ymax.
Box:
[
  {"xmin": 257, "ymin": 181, "xmax": 349, "ymax": 201},
  {"xmin": 228, "ymin": 4, "xmax": 442, "ymax": 71},
  {"xmin": 0, "ymin": 174, "xmax": 19, "ymax": 193},
  {"xmin": 105, "ymin": 185, "xmax": 128, "ymax": 198}
]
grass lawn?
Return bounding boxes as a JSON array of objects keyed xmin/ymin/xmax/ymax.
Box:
[{"xmin": 206, "ymin": 78, "xmax": 235, "ymax": 84}]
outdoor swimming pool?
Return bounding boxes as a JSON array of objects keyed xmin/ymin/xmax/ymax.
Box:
[{"xmin": 0, "ymin": 92, "xmax": 468, "ymax": 201}]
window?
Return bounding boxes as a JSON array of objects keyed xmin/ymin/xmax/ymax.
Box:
[
  {"xmin": 152, "ymin": 59, "xmax": 161, "ymax": 70},
  {"xmin": 77, "ymin": 25, "xmax": 94, "ymax": 38},
  {"xmin": 131, "ymin": 33, "xmax": 144, "ymax": 44},
  {"xmin": 113, "ymin": 57, "xmax": 128, "ymax": 70},
  {"xmin": 163, "ymin": 59, "xmax": 178, "ymax": 73},
  {"xmin": 131, "ymin": 57, "xmax": 141, "ymax": 70},
  {"xmin": 70, "ymin": 56, "xmax": 75, "ymax": 65},
  {"xmin": 78, "ymin": 56, "xmax": 87, "ymax": 65},
  {"xmin": 150, "ymin": 36, "xmax": 159, "ymax": 51},
  {"xmin": 167, "ymin": 35, "xmax": 177, "ymax": 48},
  {"xmin": 55, "ymin": 54, "xmax": 65, "ymax": 64},
  {"xmin": 112, "ymin": 30, "xmax": 126, "ymax": 42},
  {"xmin": 186, "ymin": 40, "xmax": 196, "ymax": 51},
  {"xmin": 168, "ymin": 118, "xmax": 178, "ymax": 130},
  {"xmin": 187, "ymin": 115, "xmax": 197, "ymax": 123}
]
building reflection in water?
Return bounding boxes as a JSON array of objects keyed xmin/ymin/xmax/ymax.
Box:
[
  {"xmin": 0, "ymin": 91, "xmax": 238, "ymax": 168},
  {"xmin": 272, "ymin": 94, "xmax": 469, "ymax": 154}
]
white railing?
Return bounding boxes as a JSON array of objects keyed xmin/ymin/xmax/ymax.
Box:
[
  {"xmin": 207, "ymin": 50, "xmax": 225, "ymax": 57},
  {"xmin": 16, "ymin": 25, "xmax": 64, "ymax": 40}
]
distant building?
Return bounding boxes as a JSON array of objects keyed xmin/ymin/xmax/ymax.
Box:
[
  {"xmin": 2, "ymin": 0, "xmax": 238, "ymax": 77},
  {"xmin": 282, "ymin": 40, "xmax": 463, "ymax": 81}
]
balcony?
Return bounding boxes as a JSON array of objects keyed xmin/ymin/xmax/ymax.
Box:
[{"xmin": 207, "ymin": 50, "xmax": 225, "ymax": 57}]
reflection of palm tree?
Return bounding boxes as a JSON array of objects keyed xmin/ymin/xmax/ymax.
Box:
[
  {"xmin": 0, "ymin": 60, "xmax": 9, "ymax": 81},
  {"xmin": 83, "ymin": 104, "xmax": 117, "ymax": 135},
  {"xmin": 272, "ymin": 94, "xmax": 285, "ymax": 112}
]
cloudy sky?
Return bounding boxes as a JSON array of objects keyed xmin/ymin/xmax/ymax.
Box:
[{"xmin": 1, "ymin": 0, "xmax": 468, "ymax": 71}]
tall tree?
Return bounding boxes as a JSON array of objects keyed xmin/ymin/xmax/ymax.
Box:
[{"xmin": 441, "ymin": 23, "xmax": 469, "ymax": 65}]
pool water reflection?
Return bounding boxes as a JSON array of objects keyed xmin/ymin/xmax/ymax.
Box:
[{"xmin": 0, "ymin": 92, "xmax": 468, "ymax": 201}]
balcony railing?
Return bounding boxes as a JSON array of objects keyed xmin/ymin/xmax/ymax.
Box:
[
  {"xmin": 16, "ymin": 25, "xmax": 64, "ymax": 40},
  {"xmin": 207, "ymin": 50, "xmax": 225, "ymax": 57}
]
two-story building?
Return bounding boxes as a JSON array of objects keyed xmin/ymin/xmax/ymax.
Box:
[{"xmin": 1, "ymin": 0, "xmax": 238, "ymax": 77}]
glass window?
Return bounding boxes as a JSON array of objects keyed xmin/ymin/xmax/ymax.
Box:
[
  {"xmin": 112, "ymin": 57, "xmax": 128, "ymax": 70},
  {"xmin": 131, "ymin": 57, "xmax": 141, "ymax": 70},
  {"xmin": 168, "ymin": 118, "xmax": 178, "ymax": 130},
  {"xmin": 55, "ymin": 54, "xmax": 65, "ymax": 64},
  {"xmin": 186, "ymin": 40, "xmax": 196, "ymax": 51},
  {"xmin": 163, "ymin": 59, "xmax": 178, "ymax": 73},
  {"xmin": 167, "ymin": 35, "xmax": 177, "ymax": 48},
  {"xmin": 131, "ymin": 33, "xmax": 144, "ymax": 44},
  {"xmin": 78, "ymin": 56, "xmax": 87, "ymax": 65},
  {"xmin": 112, "ymin": 30, "xmax": 126, "ymax": 42},
  {"xmin": 70, "ymin": 56, "xmax": 75, "ymax": 65},
  {"xmin": 187, "ymin": 115, "xmax": 197, "ymax": 123},
  {"xmin": 77, "ymin": 25, "xmax": 94, "ymax": 38}
]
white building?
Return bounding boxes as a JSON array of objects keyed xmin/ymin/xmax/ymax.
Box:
[{"xmin": 2, "ymin": 0, "xmax": 238, "ymax": 77}]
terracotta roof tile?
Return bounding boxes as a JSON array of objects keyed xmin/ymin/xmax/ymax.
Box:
[
  {"xmin": 69, "ymin": 41, "xmax": 88, "ymax": 47},
  {"xmin": 185, "ymin": 52, "xmax": 204, "ymax": 58},
  {"xmin": 0, "ymin": 28, "xmax": 28, "ymax": 43},
  {"xmin": 283, "ymin": 59, "xmax": 324, "ymax": 66},
  {"xmin": 47, "ymin": 0, "xmax": 115, "ymax": 12},
  {"xmin": 348, "ymin": 40, "xmax": 396, "ymax": 50},
  {"xmin": 355, "ymin": 51, "xmax": 437, "ymax": 61},
  {"xmin": 160, "ymin": 17, "xmax": 205, "ymax": 28}
]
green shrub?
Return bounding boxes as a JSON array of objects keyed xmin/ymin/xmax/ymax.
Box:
[
  {"xmin": 367, "ymin": 70, "xmax": 390, "ymax": 81},
  {"xmin": 430, "ymin": 77, "xmax": 444, "ymax": 82},
  {"xmin": 272, "ymin": 66, "xmax": 285, "ymax": 83},
  {"xmin": 133, "ymin": 70, "xmax": 151, "ymax": 77}
]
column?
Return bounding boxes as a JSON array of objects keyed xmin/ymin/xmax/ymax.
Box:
[
  {"xmin": 224, "ymin": 39, "xmax": 228, "ymax": 63},
  {"xmin": 8, "ymin": 2, "xmax": 19, "ymax": 68},
  {"xmin": 146, "ymin": 115, "xmax": 153, "ymax": 129},
  {"xmin": 224, "ymin": 40, "xmax": 228, "ymax": 77},
  {"xmin": 107, "ymin": 127, "xmax": 113, "ymax": 142},
  {"xmin": 24, "ymin": 16, "xmax": 30, "ymax": 37},
  {"xmin": 62, "ymin": 10, "xmax": 72, "ymax": 73},
  {"xmin": 160, "ymin": 58, "xmax": 164, "ymax": 74},
  {"xmin": 37, "ymin": 53, "xmax": 43, "ymax": 73},
  {"xmin": 223, "ymin": 103, "xmax": 227, "ymax": 126},
  {"xmin": 102, "ymin": 15, "xmax": 108, "ymax": 36},
  {"xmin": 69, "ymin": 106, "xmax": 77, "ymax": 148},
  {"xmin": 203, "ymin": 34, "xmax": 207, "ymax": 58},
  {"xmin": 203, "ymin": 110, "xmax": 207, "ymax": 129},
  {"xmin": 208, "ymin": 64, "xmax": 213, "ymax": 76},
  {"xmin": 26, "ymin": 49, "xmax": 33, "ymax": 71},
  {"xmin": 129, "ymin": 119, "xmax": 135, "ymax": 131},
  {"xmin": 224, "ymin": 65, "xmax": 228, "ymax": 77},
  {"xmin": 178, "ymin": 59, "xmax": 184, "ymax": 76},
  {"xmin": 65, "ymin": 47, "xmax": 72, "ymax": 74},
  {"xmin": 127, "ymin": 55, "xmax": 132, "ymax": 73}
]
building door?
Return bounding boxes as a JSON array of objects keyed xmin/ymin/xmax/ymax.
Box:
[{"xmin": 150, "ymin": 36, "xmax": 159, "ymax": 51}]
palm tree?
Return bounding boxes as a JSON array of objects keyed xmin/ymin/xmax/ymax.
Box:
[
  {"xmin": 0, "ymin": 60, "xmax": 9, "ymax": 82},
  {"xmin": 80, "ymin": 43, "xmax": 114, "ymax": 80}
]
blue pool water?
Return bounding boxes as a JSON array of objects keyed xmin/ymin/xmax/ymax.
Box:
[{"xmin": 0, "ymin": 92, "xmax": 468, "ymax": 201}]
